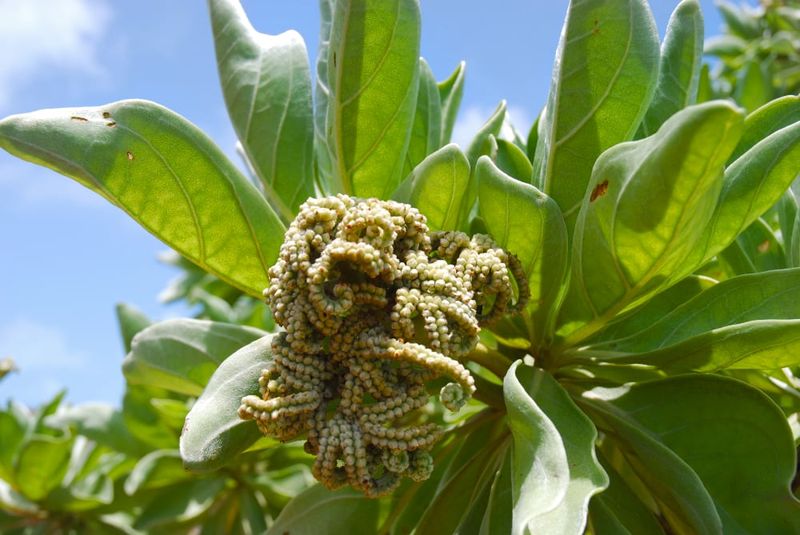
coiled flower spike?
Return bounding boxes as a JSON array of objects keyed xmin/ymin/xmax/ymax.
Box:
[{"xmin": 238, "ymin": 195, "xmax": 528, "ymax": 497}]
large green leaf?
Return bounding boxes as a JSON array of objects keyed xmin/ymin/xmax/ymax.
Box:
[
  {"xmin": 697, "ymin": 119, "xmax": 800, "ymax": 265},
  {"xmin": 579, "ymin": 396, "xmax": 722, "ymax": 534},
  {"xmin": 327, "ymin": 0, "xmax": 421, "ymax": 198},
  {"xmin": 268, "ymin": 486, "xmax": 382, "ymax": 535},
  {"xmin": 124, "ymin": 450, "xmax": 187, "ymax": 495},
  {"xmin": 47, "ymin": 403, "xmax": 144, "ymax": 456},
  {"xmin": 0, "ymin": 100, "xmax": 285, "ymax": 298},
  {"xmin": 115, "ymin": 303, "xmax": 151, "ymax": 354},
  {"xmin": 134, "ymin": 478, "xmax": 226, "ymax": 530},
  {"xmin": 504, "ymin": 362, "xmax": 608, "ymax": 535},
  {"xmin": 403, "ymin": 58, "xmax": 442, "ymax": 175},
  {"xmin": 438, "ymin": 61, "xmax": 466, "ymax": 145},
  {"xmin": 721, "ymin": 218, "xmax": 786, "ymax": 275},
  {"xmin": 589, "ymin": 458, "xmax": 664, "ymax": 535},
  {"xmin": 596, "ymin": 268, "xmax": 800, "ymax": 352},
  {"xmin": 180, "ymin": 335, "xmax": 273, "ymax": 471},
  {"xmin": 415, "ymin": 420, "xmax": 508, "ymax": 535},
  {"xmin": 479, "ymin": 451, "xmax": 513, "ymax": 535},
  {"xmin": 493, "ymin": 137, "xmax": 533, "ymax": 183},
  {"xmin": 476, "ymin": 157, "xmax": 568, "ymax": 346},
  {"xmin": 314, "ymin": 0, "xmax": 335, "ymax": 191},
  {"xmin": 122, "ymin": 385, "xmax": 180, "ymax": 450},
  {"xmin": 735, "ymin": 61, "xmax": 772, "ymax": 114},
  {"xmin": 533, "ymin": 0, "xmax": 660, "ymax": 228},
  {"xmin": 209, "ymin": 0, "xmax": 315, "ymax": 220},
  {"xmin": 729, "ymin": 95, "xmax": 800, "ymax": 162},
  {"xmin": 588, "ymin": 275, "xmax": 715, "ymax": 344},
  {"xmin": 465, "ymin": 101, "xmax": 506, "ymax": 166},
  {"xmin": 559, "ymin": 102, "xmax": 744, "ymax": 345},
  {"xmin": 638, "ymin": 0, "xmax": 703, "ymax": 137},
  {"xmin": 392, "ymin": 144, "xmax": 470, "ymax": 231},
  {"xmin": 14, "ymin": 434, "xmax": 72, "ymax": 501},
  {"xmin": 608, "ymin": 319, "xmax": 800, "ymax": 373},
  {"xmin": 0, "ymin": 410, "xmax": 26, "ymax": 483},
  {"xmin": 122, "ymin": 319, "xmax": 264, "ymax": 396},
  {"xmin": 586, "ymin": 376, "xmax": 800, "ymax": 533}
]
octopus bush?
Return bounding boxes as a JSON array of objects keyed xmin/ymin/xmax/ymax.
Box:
[
  {"xmin": 239, "ymin": 195, "xmax": 526, "ymax": 495},
  {"xmin": 2, "ymin": 0, "xmax": 800, "ymax": 533}
]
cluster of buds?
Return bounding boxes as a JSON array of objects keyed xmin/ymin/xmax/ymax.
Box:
[{"xmin": 239, "ymin": 195, "xmax": 528, "ymax": 497}]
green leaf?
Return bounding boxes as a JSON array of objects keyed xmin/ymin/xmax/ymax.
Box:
[
  {"xmin": 610, "ymin": 319, "xmax": 800, "ymax": 373},
  {"xmin": 115, "ymin": 303, "xmax": 151, "ymax": 353},
  {"xmin": 47, "ymin": 403, "xmax": 144, "ymax": 456},
  {"xmin": 493, "ymin": 138, "xmax": 533, "ymax": 183},
  {"xmin": 589, "ymin": 275, "xmax": 715, "ymax": 344},
  {"xmin": 729, "ymin": 95, "xmax": 800, "ymax": 162},
  {"xmin": 725, "ymin": 218, "xmax": 786, "ymax": 274},
  {"xmin": 403, "ymin": 58, "xmax": 442, "ymax": 175},
  {"xmin": 534, "ymin": 0, "xmax": 660, "ymax": 229},
  {"xmin": 386, "ymin": 414, "xmax": 501, "ymax": 535},
  {"xmin": 698, "ymin": 118, "xmax": 800, "ymax": 264},
  {"xmin": 703, "ymin": 34, "xmax": 747, "ymax": 57},
  {"xmin": 589, "ymin": 459, "xmax": 664, "ymax": 535},
  {"xmin": 503, "ymin": 362, "xmax": 608, "ymax": 535},
  {"xmin": 122, "ymin": 385, "xmax": 180, "ymax": 450},
  {"xmin": 438, "ymin": 61, "xmax": 466, "ymax": 146},
  {"xmin": 696, "ymin": 63, "xmax": 713, "ymax": 103},
  {"xmin": 268, "ymin": 486, "xmax": 382, "ymax": 535},
  {"xmin": 586, "ymin": 375, "xmax": 800, "ymax": 533},
  {"xmin": 180, "ymin": 335, "xmax": 272, "ymax": 471},
  {"xmin": 479, "ymin": 451, "xmax": 513, "ymax": 535},
  {"xmin": 476, "ymin": 157, "xmax": 568, "ymax": 346},
  {"xmin": 209, "ymin": 0, "xmax": 315, "ymax": 220},
  {"xmin": 638, "ymin": 0, "xmax": 703, "ymax": 137},
  {"xmin": 239, "ymin": 488, "xmax": 269, "ymax": 534},
  {"xmin": 314, "ymin": 0, "xmax": 335, "ymax": 192},
  {"xmin": 465, "ymin": 101, "xmax": 506, "ymax": 166},
  {"xmin": 717, "ymin": 1, "xmax": 762, "ymax": 39},
  {"xmin": 134, "ymin": 478, "xmax": 226, "ymax": 530},
  {"xmin": 124, "ymin": 450, "xmax": 186, "ymax": 495},
  {"xmin": 0, "ymin": 100, "xmax": 285, "ymax": 298},
  {"xmin": 328, "ymin": 0, "xmax": 421, "ymax": 198},
  {"xmin": 415, "ymin": 425, "xmax": 508, "ymax": 535},
  {"xmin": 525, "ymin": 113, "xmax": 540, "ymax": 166},
  {"xmin": 14, "ymin": 434, "xmax": 72, "ymax": 501},
  {"xmin": 735, "ymin": 61, "xmax": 772, "ymax": 114},
  {"xmin": 597, "ymin": 268, "xmax": 800, "ymax": 352},
  {"xmin": 579, "ymin": 395, "xmax": 722, "ymax": 534},
  {"xmin": 0, "ymin": 410, "xmax": 26, "ymax": 482},
  {"xmin": 392, "ymin": 144, "xmax": 470, "ymax": 231},
  {"xmin": 559, "ymin": 102, "xmax": 744, "ymax": 345},
  {"xmin": 122, "ymin": 319, "xmax": 265, "ymax": 396}
]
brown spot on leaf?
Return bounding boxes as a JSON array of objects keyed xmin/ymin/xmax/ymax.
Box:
[
  {"xmin": 126, "ymin": 151, "xmax": 134, "ymax": 160},
  {"xmin": 758, "ymin": 240, "xmax": 770, "ymax": 253},
  {"xmin": 70, "ymin": 116, "xmax": 88, "ymax": 122},
  {"xmin": 106, "ymin": 122, "xmax": 117, "ymax": 127},
  {"xmin": 102, "ymin": 111, "xmax": 112, "ymax": 119},
  {"xmin": 592, "ymin": 18, "xmax": 601, "ymax": 35},
  {"xmin": 590, "ymin": 180, "xmax": 609, "ymax": 202}
]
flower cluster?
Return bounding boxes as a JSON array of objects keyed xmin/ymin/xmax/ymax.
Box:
[{"xmin": 239, "ymin": 195, "xmax": 527, "ymax": 497}]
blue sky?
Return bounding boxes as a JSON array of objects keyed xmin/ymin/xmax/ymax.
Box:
[{"xmin": 0, "ymin": 0, "xmax": 726, "ymax": 407}]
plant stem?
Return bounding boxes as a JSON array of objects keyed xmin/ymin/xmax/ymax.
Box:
[{"xmin": 466, "ymin": 343, "xmax": 514, "ymax": 378}]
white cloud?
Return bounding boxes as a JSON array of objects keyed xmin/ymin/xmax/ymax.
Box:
[
  {"xmin": 451, "ymin": 104, "xmax": 533, "ymax": 149},
  {"xmin": 0, "ymin": 319, "xmax": 86, "ymax": 371},
  {"xmin": 0, "ymin": 0, "xmax": 111, "ymax": 106}
]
